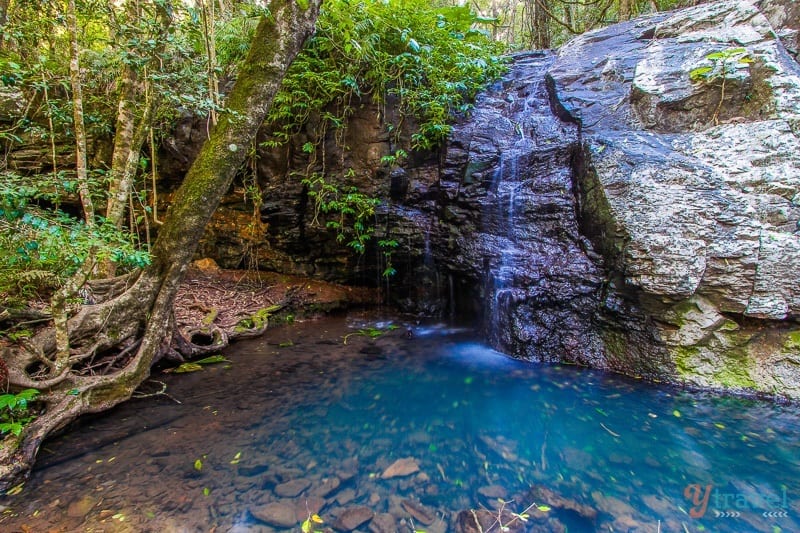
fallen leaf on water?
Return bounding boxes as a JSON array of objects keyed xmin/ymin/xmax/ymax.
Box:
[
  {"xmin": 6, "ymin": 483, "xmax": 24, "ymax": 496},
  {"xmin": 169, "ymin": 362, "xmax": 204, "ymax": 374}
]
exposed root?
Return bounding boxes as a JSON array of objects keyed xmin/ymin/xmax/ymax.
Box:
[
  {"xmin": 0, "ymin": 266, "xmax": 378, "ymax": 491},
  {"xmin": 182, "ymin": 324, "xmax": 230, "ymax": 357}
]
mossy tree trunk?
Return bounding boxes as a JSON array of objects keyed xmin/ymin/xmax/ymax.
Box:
[
  {"xmin": 66, "ymin": 0, "xmax": 96, "ymax": 225},
  {"xmin": 0, "ymin": 0, "xmax": 321, "ymax": 491},
  {"xmin": 104, "ymin": 0, "xmax": 172, "ymax": 234}
]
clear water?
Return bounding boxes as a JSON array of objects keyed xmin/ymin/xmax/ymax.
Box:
[{"xmin": 1, "ymin": 314, "xmax": 799, "ymax": 532}]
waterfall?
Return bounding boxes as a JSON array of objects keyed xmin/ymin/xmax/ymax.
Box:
[{"xmin": 440, "ymin": 51, "xmax": 607, "ymax": 362}]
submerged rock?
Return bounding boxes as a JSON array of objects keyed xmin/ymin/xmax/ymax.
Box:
[
  {"xmin": 274, "ymin": 478, "xmax": 312, "ymax": 498},
  {"xmin": 333, "ymin": 506, "xmax": 374, "ymax": 531},
  {"xmin": 400, "ymin": 499, "xmax": 437, "ymax": 525},
  {"xmin": 368, "ymin": 512, "xmax": 397, "ymax": 533},
  {"xmin": 250, "ymin": 501, "xmax": 297, "ymax": 528},
  {"xmin": 380, "ymin": 457, "xmax": 420, "ymax": 479},
  {"xmin": 548, "ymin": 0, "xmax": 800, "ymax": 398},
  {"xmin": 66, "ymin": 495, "xmax": 97, "ymax": 518}
]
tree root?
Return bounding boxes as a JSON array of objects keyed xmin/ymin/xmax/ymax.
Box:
[{"xmin": 0, "ymin": 274, "xmax": 305, "ymax": 491}]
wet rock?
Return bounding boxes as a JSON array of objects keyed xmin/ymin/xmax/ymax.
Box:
[
  {"xmin": 273, "ymin": 466, "xmax": 304, "ymax": 481},
  {"xmin": 337, "ymin": 458, "xmax": 359, "ymax": 482},
  {"xmin": 591, "ymin": 490, "xmax": 645, "ymax": 529},
  {"xmin": 295, "ymin": 496, "xmax": 327, "ymax": 519},
  {"xmin": 400, "ymin": 499, "xmax": 436, "ymax": 526},
  {"xmin": 333, "ymin": 506, "xmax": 374, "ymax": 531},
  {"xmin": 478, "ymin": 435, "xmax": 518, "ymax": 462},
  {"xmin": 228, "ymin": 525, "xmax": 275, "ymax": 533},
  {"xmin": 387, "ymin": 494, "xmax": 406, "ymax": 518},
  {"xmin": 274, "ymin": 478, "xmax": 312, "ymax": 498},
  {"xmin": 381, "ymin": 457, "xmax": 420, "ymax": 479},
  {"xmin": 478, "ymin": 485, "xmax": 508, "ymax": 500},
  {"xmin": 527, "ymin": 485, "xmax": 597, "ymax": 522},
  {"xmin": 250, "ymin": 501, "xmax": 298, "ymax": 528},
  {"xmin": 311, "ymin": 476, "xmax": 341, "ymax": 498},
  {"xmin": 560, "ymin": 448, "xmax": 592, "ymax": 470},
  {"xmin": 641, "ymin": 494, "xmax": 673, "ymax": 517},
  {"xmin": 368, "ymin": 512, "xmax": 397, "ymax": 533},
  {"xmin": 335, "ymin": 488, "xmax": 356, "ymax": 506},
  {"xmin": 67, "ymin": 495, "xmax": 97, "ymax": 518},
  {"xmin": 359, "ymin": 344, "xmax": 383, "ymax": 356}
]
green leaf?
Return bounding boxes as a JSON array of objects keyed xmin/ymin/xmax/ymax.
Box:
[
  {"xmin": 194, "ymin": 459, "xmax": 203, "ymax": 471},
  {"xmin": 172, "ymin": 363, "xmax": 204, "ymax": 373}
]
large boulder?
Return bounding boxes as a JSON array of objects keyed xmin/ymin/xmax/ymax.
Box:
[{"xmin": 548, "ymin": 0, "xmax": 800, "ymax": 397}]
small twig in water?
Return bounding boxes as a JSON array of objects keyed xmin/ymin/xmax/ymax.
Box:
[
  {"xmin": 540, "ymin": 431, "xmax": 548, "ymax": 472},
  {"xmin": 600, "ymin": 422, "xmax": 620, "ymax": 437},
  {"xmin": 133, "ymin": 380, "xmax": 182, "ymax": 404}
]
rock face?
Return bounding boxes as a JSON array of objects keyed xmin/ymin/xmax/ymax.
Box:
[
  {"xmin": 548, "ymin": 0, "xmax": 800, "ymax": 397},
  {"xmin": 758, "ymin": 0, "xmax": 800, "ymax": 59},
  {"xmin": 212, "ymin": 51, "xmax": 617, "ymax": 375},
  {"xmin": 432, "ymin": 51, "xmax": 613, "ymax": 368}
]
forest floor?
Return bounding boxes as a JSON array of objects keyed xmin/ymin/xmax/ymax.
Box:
[
  {"xmin": 174, "ymin": 259, "xmax": 380, "ymax": 334},
  {"xmin": 0, "ymin": 261, "xmax": 380, "ymax": 367}
]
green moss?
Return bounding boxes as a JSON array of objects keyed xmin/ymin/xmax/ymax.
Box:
[
  {"xmin": 672, "ymin": 345, "xmax": 700, "ymax": 377},
  {"xmin": 712, "ymin": 349, "xmax": 757, "ymax": 389},
  {"xmin": 784, "ymin": 329, "xmax": 800, "ymax": 349},
  {"xmin": 717, "ymin": 319, "xmax": 740, "ymax": 332},
  {"xmin": 665, "ymin": 299, "xmax": 701, "ymax": 327}
]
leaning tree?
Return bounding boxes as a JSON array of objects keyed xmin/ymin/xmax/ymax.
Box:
[{"xmin": 0, "ymin": 0, "xmax": 321, "ymax": 490}]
